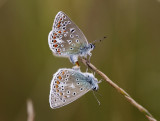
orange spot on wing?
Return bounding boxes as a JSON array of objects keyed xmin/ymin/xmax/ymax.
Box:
[
  {"xmin": 56, "ymin": 81, "xmax": 60, "ymax": 84},
  {"xmin": 58, "ymin": 76, "xmax": 62, "ymax": 80},
  {"xmin": 57, "ymin": 24, "xmax": 60, "ymax": 28},
  {"xmin": 57, "ymin": 49, "xmax": 60, "ymax": 52},
  {"xmin": 53, "ymin": 36, "xmax": 56, "ymax": 39},
  {"xmin": 63, "ymin": 30, "xmax": 66, "ymax": 32},
  {"xmin": 62, "ymin": 71, "xmax": 65, "ymax": 75},
  {"xmin": 54, "ymin": 44, "xmax": 58, "ymax": 47},
  {"xmin": 58, "ymin": 21, "xmax": 61, "ymax": 24},
  {"xmin": 54, "ymin": 33, "xmax": 57, "ymax": 36},
  {"xmin": 53, "ymin": 40, "xmax": 57, "ymax": 43},
  {"xmin": 64, "ymin": 96, "xmax": 67, "ymax": 98},
  {"xmin": 56, "ymin": 89, "xmax": 59, "ymax": 92},
  {"xmin": 55, "ymin": 85, "xmax": 58, "ymax": 88},
  {"xmin": 58, "ymin": 31, "xmax": 61, "ymax": 33},
  {"xmin": 60, "ymin": 92, "xmax": 63, "ymax": 96}
]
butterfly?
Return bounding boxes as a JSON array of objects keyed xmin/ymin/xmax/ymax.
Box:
[
  {"xmin": 49, "ymin": 68, "xmax": 99, "ymax": 109},
  {"xmin": 48, "ymin": 11, "xmax": 95, "ymax": 66}
]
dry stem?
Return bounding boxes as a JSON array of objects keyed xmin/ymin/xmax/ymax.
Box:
[
  {"xmin": 81, "ymin": 58, "xmax": 157, "ymax": 121},
  {"xmin": 27, "ymin": 99, "xmax": 35, "ymax": 121}
]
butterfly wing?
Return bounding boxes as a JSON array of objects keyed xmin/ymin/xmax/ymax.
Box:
[
  {"xmin": 49, "ymin": 68, "xmax": 92, "ymax": 109},
  {"xmin": 48, "ymin": 11, "xmax": 88, "ymax": 57}
]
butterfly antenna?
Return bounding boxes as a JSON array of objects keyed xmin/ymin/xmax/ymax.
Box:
[
  {"xmin": 94, "ymin": 90, "xmax": 102, "ymax": 97},
  {"xmin": 92, "ymin": 36, "xmax": 107, "ymax": 45},
  {"xmin": 92, "ymin": 91, "xmax": 101, "ymax": 105}
]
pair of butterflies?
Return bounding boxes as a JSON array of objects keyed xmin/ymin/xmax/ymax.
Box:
[{"xmin": 48, "ymin": 11, "xmax": 100, "ymax": 109}]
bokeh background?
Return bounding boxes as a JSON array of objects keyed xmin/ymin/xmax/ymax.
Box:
[{"xmin": 0, "ymin": 0, "xmax": 160, "ymax": 121}]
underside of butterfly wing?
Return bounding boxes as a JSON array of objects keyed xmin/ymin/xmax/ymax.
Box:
[
  {"xmin": 49, "ymin": 68, "xmax": 92, "ymax": 109},
  {"xmin": 48, "ymin": 11, "xmax": 89, "ymax": 58}
]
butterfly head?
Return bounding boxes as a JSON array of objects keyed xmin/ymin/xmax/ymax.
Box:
[
  {"xmin": 85, "ymin": 73, "xmax": 99, "ymax": 91},
  {"xmin": 89, "ymin": 43, "xmax": 95, "ymax": 51}
]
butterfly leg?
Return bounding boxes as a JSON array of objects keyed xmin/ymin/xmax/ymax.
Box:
[
  {"xmin": 73, "ymin": 61, "xmax": 80, "ymax": 70},
  {"xmin": 82, "ymin": 56, "xmax": 89, "ymax": 72},
  {"xmin": 88, "ymin": 52, "xmax": 92, "ymax": 63},
  {"xmin": 69, "ymin": 55, "xmax": 78, "ymax": 64},
  {"xmin": 86, "ymin": 66, "xmax": 88, "ymax": 72},
  {"xmin": 93, "ymin": 71, "xmax": 95, "ymax": 76},
  {"xmin": 70, "ymin": 55, "xmax": 80, "ymax": 70},
  {"xmin": 75, "ymin": 61, "xmax": 79, "ymax": 67},
  {"xmin": 98, "ymin": 79, "xmax": 103, "ymax": 83},
  {"xmin": 85, "ymin": 52, "xmax": 92, "ymax": 72}
]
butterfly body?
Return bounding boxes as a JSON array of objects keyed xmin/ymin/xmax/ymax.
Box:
[
  {"xmin": 49, "ymin": 68, "xmax": 99, "ymax": 109},
  {"xmin": 48, "ymin": 11, "xmax": 94, "ymax": 64}
]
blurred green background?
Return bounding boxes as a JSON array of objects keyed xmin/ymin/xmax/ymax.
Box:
[{"xmin": 0, "ymin": 0, "xmax": 160, "ymax": 121}]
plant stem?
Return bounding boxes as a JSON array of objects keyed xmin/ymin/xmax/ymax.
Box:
[
  {"xmin": 81, "ymin": 58, "xmax": 157, "ymax": 121},
  {"xmin": 27, "ymin": 99, "xmax": 35, "ymax": 121}
]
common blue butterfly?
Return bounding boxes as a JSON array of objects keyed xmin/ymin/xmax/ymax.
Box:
[
  {"xmin": 49, "ymin": 68, "xmax": 99, "ymax": 109},
  {"xmin": 48, "ymin": 11, "xmax": 95, "ymax": 66}
]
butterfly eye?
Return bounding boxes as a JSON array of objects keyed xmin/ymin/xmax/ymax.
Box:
[
  {"xmin": 93, "ymin": 87, "xmax": 97, "ymax": 90},
  {"xmin": 76, "ymin": 78, "xmax": 79, "ymax": 81},
  {"xmin": 90, "ymin": 44, "xmax": 95, "ymax": 49}
]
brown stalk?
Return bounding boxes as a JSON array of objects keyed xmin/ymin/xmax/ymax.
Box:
[{"xmin": 81, "ymin": 58, "xmax": 157, "ymax": 121}]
